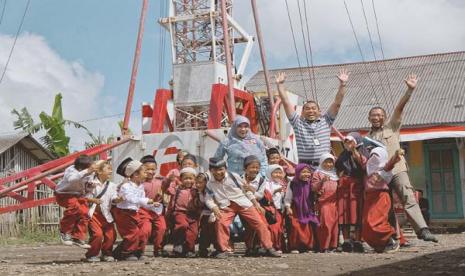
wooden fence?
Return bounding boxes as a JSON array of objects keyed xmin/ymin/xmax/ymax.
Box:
[{"xmin": 0, "ymin": 144, "xmax": 61, "ymax": 238}]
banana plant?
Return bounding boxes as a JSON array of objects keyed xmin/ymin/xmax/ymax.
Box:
[{"xmin": 11, "ymin": 93, "xmax": 96, "ymax": 157}]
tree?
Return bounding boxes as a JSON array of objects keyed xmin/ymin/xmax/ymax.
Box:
[
  {"xmin": 118, "ymin": 120, "xmax": 132, "ymax": 135},
  {"xmin": 11, "ymin": 93, "xmax": 96, "ymax": 157},
  {"xmin": 84, "ymin": 131, "xmax": 115, "ymax": 149}
]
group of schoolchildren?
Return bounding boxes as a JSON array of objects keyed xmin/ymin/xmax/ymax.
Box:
[{"xmin": 54, "ymin": 131, "xmax": 405, "ymax": 262}]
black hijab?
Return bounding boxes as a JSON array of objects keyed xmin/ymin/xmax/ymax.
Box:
[{"xmin": 335, "ymin": 132, "xmax": 369, "ymax": 178}]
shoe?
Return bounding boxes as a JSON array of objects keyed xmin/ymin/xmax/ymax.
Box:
[
  {"xmin": 173, "ymin": 245, "xmax": 183, "ymax": 255},
  {"xmin": 276, "ymin": 250, "xmax": 283, "ymax": 254},
  {"xmin": 72, "ymin": 239, "xmax": 91, "ymax": 249},
  {"xmin": 160, "ymin": 250, "xmax": 170, "ymax": 257},
  {"xmin": 210, "ymin": 250, "xmax": 221, "ymax": 257},
  {"xmin": 352, "ymin": 241, "xmax": 365, "ymax": 253},
  {"xmin": 215, "ymin": 251, "xmax": 231, "ymax": 259},
  {"xmin": 198, "ymin": 249, "xmax": 209, "ymax": 258},
  {"xmin": 418, "ymin": 228, "xmax": 438, "ymax": 243},
  {"xmin": 84, "ymin": 256, "xmax": 100, "ymax": 262},
  {"xmin": 400, "ymin": 241, "xmax": 412, "ymax": 248},
  {"xmin": 60, "ymin": 233, "xmax": 73, "ymax": 246},
  {"xmin": 124, "ymin": 255, "xmax": 139, "ymax": 261},
  {"xmin": 101, "ymin": 255, "xmax": 115, "ymax": 262},
  {"xmin": 185, "ymin": 251, "xmax": 196, "ymax": 258},
  {"xmin": 290, "ymin": 250, "xmax": 300, "ymax": 254},
  {"xmin": 341, "ymin": 241, "xmax": 353, "ymax": 252},
  {"xmin": 154, "ymin": 249, "xmax": 170, "ymax": 257},
  {"xmin": 138, "ymin": 255, "xmax": 146, "ymax": 261},
  {"xmin": 384, "ymin": 238, "xmax": 400, "ymax": 253},
  {"xmin": 265, "ymin": 248, "xmax": 282, "ymax": 258},
  {"xmin": 320, "ymin": 249, "xmax": 330, "ymax": 253},
  {"xmin": 244, "ymin": 248, "xmax": 256, "ymax": 257},
  {"xmin": 257, "ymin": 247, "xmax": 267, "ymax": 257}
]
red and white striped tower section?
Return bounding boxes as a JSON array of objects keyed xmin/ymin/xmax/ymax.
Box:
[{"xmin": 142, "ymin": 102, "xmax": 153, "ymax": 134}]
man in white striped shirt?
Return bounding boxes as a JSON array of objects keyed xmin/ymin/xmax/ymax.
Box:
[{"xmin": 276, "ymin": 70, "xmax": 350, "ymax": 167}]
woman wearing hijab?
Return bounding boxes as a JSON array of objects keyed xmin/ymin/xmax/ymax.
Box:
[
  {"xmin": 313, "ymin": 153, "xmax": 339, "ymax": 253},
  {"xmin": 284, "ymin": 164, "xmax": 319, "ymax": 253},
  {"xmin": 214, "ymin": 115, "xmax": 268, "ymax": 176},
  {"xmin": 335, "ymin": 132, "xmax": 368, "ymax": 252},
  {"xmin": 362, "ymin": 145, "xmax": 404, "ymax": 253}
]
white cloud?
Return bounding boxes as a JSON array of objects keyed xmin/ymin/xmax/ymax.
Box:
[
  {"xmin": 234, "ymin": 0, "xmax": 465, "ymax": 74},
  {"xmin": 0, "ymin": 32, "xmax": 117, "ymax": 151}
]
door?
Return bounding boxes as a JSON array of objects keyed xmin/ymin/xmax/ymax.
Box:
[{"xmin": 424, "ymin": 143, "xmax": 463, "ymax": 219}]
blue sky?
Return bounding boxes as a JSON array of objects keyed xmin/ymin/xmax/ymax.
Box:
[
  {"xmin": 1, "ymin": 0, "xmax": 464, "ymax": 150},
  {"xmin": 1, "ymin": 0, "xmax": 168, "ymax": 118}
]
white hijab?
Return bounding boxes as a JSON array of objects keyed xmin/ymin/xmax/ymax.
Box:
[
  {"xmin": 266, "ymin": 164, "xmax": 284, "ymax": 181},
  {"xmin": 316, "ymin": 153, "xmax": 339, "ymax": 181},
  {"xmin": 367, "ymin": 147, "xmax": 393, "ymax": 182}
]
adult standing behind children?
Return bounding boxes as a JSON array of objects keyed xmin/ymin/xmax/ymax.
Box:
[
  {"xmin": 366, "ymin": 74, "xmax": 437, "ymax": 243},
  {"xmin": 214, "ymin": 115, "xmax": 268, "ymax": 176},
  {"xmin": 276, "ymin": 70, "xmax": 349, "ymax": 167}
]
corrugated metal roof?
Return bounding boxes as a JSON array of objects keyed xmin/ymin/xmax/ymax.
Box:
[
  {"xmin": 246, "ymin": 51, "xmax": 465, "ymax": 131},
  {"xmin": 0, "ymin": 132, "xmax": 55, "ymax": 163},
  {"xmin": 0, "ymin": 132, "xmax": 29, "ymax": 155}
]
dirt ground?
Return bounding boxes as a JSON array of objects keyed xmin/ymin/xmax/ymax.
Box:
[{"xmin": 1, "ymin": 234, "xmax": 465, "ymax": 276}]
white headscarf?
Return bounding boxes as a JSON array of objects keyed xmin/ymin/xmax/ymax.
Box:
[
  {"xmin": 316, "ymin": 153, "xmax": 339, "ymax": 181},
  {"xmin": 125, "ymin": 160, "xmax": 143, "ymax": 177},
  {"xmin": 180, "ymin": 167, "xmax": 197, "ymax": 176},
  {"xmin": 266, "ymin": 164, "xmax": 284, "ymax": 181},
  {"xmin": 367, "ymin": 146, "xmax": 393, "ymax": 182}
]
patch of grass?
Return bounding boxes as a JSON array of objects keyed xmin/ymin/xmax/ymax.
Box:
[{"xmin": 0, "ymin": 226, "xmax": 59, "ymax": 246}]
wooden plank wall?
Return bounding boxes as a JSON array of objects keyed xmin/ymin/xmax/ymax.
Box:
[{"xmin": 0, "ymin": 144, "xmax": 61, "ymax": 238}]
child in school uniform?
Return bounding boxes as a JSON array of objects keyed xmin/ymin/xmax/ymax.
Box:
[
  {"xmin": 163, "ymin": 153, "xmax": 198, "ymax": 247},
  {"xmin": 163, "ymin": 153, "xmax": 198, "ymax": 200},
  {"xmin": 264, "ymin": 164, "xmax": 286, "ymax": 253},
  {"xmin": 206, "ymin": 157, "xmax": 281, "ymax": 259},
  {"xmin": 85, "ymin": 160, "xmax": 118, "ymax": 262},
  {"xmin": 335, "ymin": 132, "xmax": 368, "ymax": 253},
  {"xmin": 362, "ymin": 143, "xmax": 404, "ymax": 253},
  {"xmin": 284, "ymin": 164, "xmax": 319, "ymax": 254},
  {"xmin": 169, "ymin": 167, "xmax": 201, "ymax": 257},
  {"xmin": 138, "ymin": 155, "xmax": 167, "ymax": 257},
  {"xmin": 313, "ymin": 153, "xmax": 339, "ymax": 253},
  {"xmin": 55, "ymin": 154, "xmax": 96, "ymax": 248},
  {"xmin": 266, "ymin": 147, "xmax": 295, "ymax": 179},
  {"xmin": 241, "ymin": 155, "xmax": 267, "ymax": 256},
  {"xmin": 112, "ymin": 158, "xmax": 156, "ymax": 261},
  {"xmin": 197, "ymin": 172, "xmax": 220, "ymax": 257},
  {"xmin": 163, "ymin": 151, "xmax": 193, "ymax": 196}
]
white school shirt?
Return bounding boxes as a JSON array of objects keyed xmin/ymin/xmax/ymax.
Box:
[
  {"xmin": 55, "ymin": 165, "xmax": 93, "ymax": 195},
  {"xmin": 264, "ymin": 180, "xmax": 284, "ymax": 211},
  {"xmin": 205, "ymin": 172, "xmax": 255, "ymax": 210},
  {"xmin": 116, "ymin": 181, "xmax": 150, "ymax": 211},
  {"xmin": 87, "ymin": 178, "xmax": 118, "ymax": 223},
  {"xmin": 242, "ymin": 174, "xmax": 266, "ymax": 200}
]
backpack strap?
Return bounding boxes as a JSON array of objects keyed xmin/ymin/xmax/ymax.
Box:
[
  {"xmin": 174, "ymin": 188, "xmax": 181, "ymax": 206},
  {"xmin": 95, "ymin": 181, "xmax": 110, "ymax": 199},
  {"xmin": 256, "ymin": 176, "xmax": 265, "ymax": 192},
  {"xmin": 228, "ymin": 172, "xmax": 242, "ymax": 189}
]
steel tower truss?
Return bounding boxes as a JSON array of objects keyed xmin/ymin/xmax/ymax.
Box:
[{"xmin": 159, "ymin": 0, "xmax": 254, "ymax": 131}]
